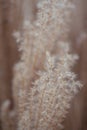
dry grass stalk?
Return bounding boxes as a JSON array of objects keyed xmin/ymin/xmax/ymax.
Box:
[{"xmin": 12, "ymin": 0, "xmax": 83, "ymax": 130}]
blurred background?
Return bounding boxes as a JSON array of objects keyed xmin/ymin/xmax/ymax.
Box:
[{"xmin": 0, "ymin": 0, "xmax": 87, "ymax": 130}]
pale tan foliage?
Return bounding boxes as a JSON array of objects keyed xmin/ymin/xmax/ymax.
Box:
[
  {"xmin": 12, "ymin": 0, "xmax": 83, "ymax": 130},
  {"xmin": 18, "ymin": 46, "xmax": 82, "ymax": 130}
]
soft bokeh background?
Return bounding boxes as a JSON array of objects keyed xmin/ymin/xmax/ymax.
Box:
[{"xmin": 0, "ymin": 0, "xmax": 87, "ymax": 130}]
